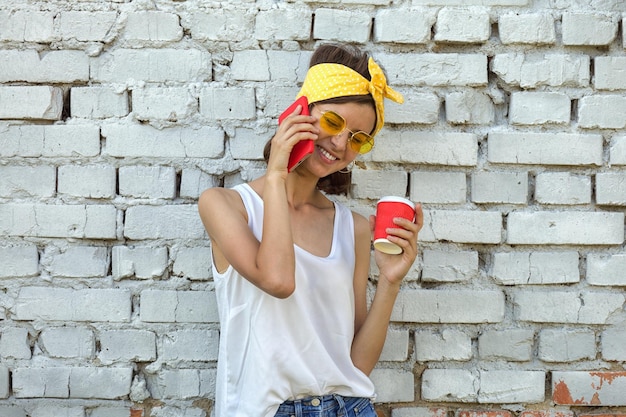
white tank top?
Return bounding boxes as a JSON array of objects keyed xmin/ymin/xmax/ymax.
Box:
[{"xmin": 212, "ymin": 183, "xmax": 376, "ymax": 417}]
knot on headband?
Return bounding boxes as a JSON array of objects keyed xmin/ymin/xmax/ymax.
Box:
[{"xmin": 297, "ymin": 57, "xmax": 404, "ymax": 137}]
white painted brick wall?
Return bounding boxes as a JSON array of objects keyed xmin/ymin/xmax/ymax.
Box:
[{"xmin": 2, "ymin": 0, "xmax": 626, "ymax": 415}]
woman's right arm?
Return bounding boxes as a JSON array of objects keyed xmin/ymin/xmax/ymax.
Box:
[{"xmin": 198, "ymin": 184, "xmax": 296, "ymax": 298}]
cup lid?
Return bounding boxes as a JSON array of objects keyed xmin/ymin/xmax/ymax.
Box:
[{"xmin": 377, "ymin": 195, "xmax": 415, "ymax": 209}]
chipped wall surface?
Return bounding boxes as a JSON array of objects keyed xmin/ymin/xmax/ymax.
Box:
[{"xmin": 1, "ymin": 0, "xmax": 626, "ymax": 416}]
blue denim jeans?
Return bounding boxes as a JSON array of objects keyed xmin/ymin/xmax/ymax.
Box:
[{"xmin": 274, "ymin": 394, "xmax": 376, "ymax": 417}]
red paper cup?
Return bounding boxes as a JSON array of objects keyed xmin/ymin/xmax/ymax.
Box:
[{"xmin": 374, "ymin": 196, "xmax": 415, "ymax": 255}]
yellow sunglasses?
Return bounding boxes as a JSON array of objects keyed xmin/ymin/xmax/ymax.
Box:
[{"xmin": 315, "ymin": 108, "xmax": 375, "ymax": 154}]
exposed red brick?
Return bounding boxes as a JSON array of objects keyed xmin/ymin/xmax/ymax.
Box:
[
  {"xmin": 130, "ymin": 409, "xmax": 143, "ymax": 417},
  {"xmin": 553, "ymin": 380, "xmax": 576, "ymax": 404}
]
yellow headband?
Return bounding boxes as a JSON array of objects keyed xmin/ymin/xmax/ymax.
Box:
[{"xmin": 297, "ymin": 57, "xmax": 404, "ymax": 137}]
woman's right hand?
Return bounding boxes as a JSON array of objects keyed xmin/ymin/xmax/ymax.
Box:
[{"xmin": 268, "ymin": 105, "xmax": 318, "ymax": 176}]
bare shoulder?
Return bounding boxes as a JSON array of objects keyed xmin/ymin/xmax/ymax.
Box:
[{"xmin": 197, "ymin": 186, "xmax": 247, "ymax": 231}]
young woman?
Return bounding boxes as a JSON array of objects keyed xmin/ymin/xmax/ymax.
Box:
[{"xmin": 198, "ymin": 43, "xmax": 423, "ymax": 417}]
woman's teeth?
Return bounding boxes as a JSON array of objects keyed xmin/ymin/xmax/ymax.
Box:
[{"xmin": 319, "ymin": 147, "xmax": 337, "ymax": 161}]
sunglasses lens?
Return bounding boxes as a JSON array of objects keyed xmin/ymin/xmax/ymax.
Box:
[
  {"xmin": 320, "ymin": 111, "xmax": 345, "ymax": 135},
  {"xmin": 350, "ymin": 132, "xmax": 374, "ymax": 154}
]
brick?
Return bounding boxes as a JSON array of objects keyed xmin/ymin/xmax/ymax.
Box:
[
  {"xmin": 132, "ymin": 87, "xmax": 197, "ymax": 121},
  {"xmin": 112, "ymin": 246, "xmax": 169, "ymax": 280},
  {"xmin": 0, "ymin": 405, "xmax": 25, "ymax": 417},
  {"xmin": 352, "ymin": 170, "xmax": 408, "ymax": 199},
  {"xmin": 499, "ymin": 13, "xmax": 556, "ymax": 44},
  {"xmin": 412, "ymin": 0, "xmax": 528, "ymax": 3},
  {"xmin": 370, "ymin": 368, "xmax": 414, "ymax": 403},
  {"xmin": 488, "ymin": 132, "xmax": 603, "ymax": 166},
  {"xmin": 160, "ymin": 329, "xmax": 219, "ymax": 362},
  {"xmin": 172, "ymin": 246, "xmax": 213, "ymax": 281},
  {"xmin": 379, "ymin": 329, "xmax": 409, "ymax": 361},
  {"xmin": 562, "ymin": 13, "xmax": 618, "ymax": 46},
  {"xmin": 0, "ymin": 11, "xmax": 54, "ymax": 42},
  {"xmin": 507, "ymin": 211, "xmax": 624, "ymax": 245},
  {"xmin": 13, "ymin": 367, "xmax": 71, "ymax": 398},
  {"xmin": 140, "ymin": 290, "xmax": 219, "ymax": 323},
  {"xmin": 421, "ymin": 369, "xmax": 477, "ymax": 402},
  {"xmin": 479, "ymin": 370, "xmax": 545, "ymax": 403},
  {"xmin": 179, "ymin": 168, "xmax": 219, "ymax": 199},
  {"xmin": 91, "ymin": 49, "xmax": 211, "ymax": 83},
  {"xmin": 595, "ymin": 56, "xmax": 626, "ymax": 90},
  {"xmin": 199, "ymin": 87, "xmax": 256, "ymax": 120},
  {"xmin": 188, "ymin": 10, "xmax": 254, "ymax": 42},
  {"xmin": 44, "ymin": 245, "xmax": 108, "ymax": 278},
  {"xmin": 491, "ymin": 251, "xmax": 580, "ymax": 285},
  {"xmin": 610, "ymin": 135, "xmax": 626, "ymax": 165},
  {"xmin": 410, "ymin": 172, "xmax": 466, "ymax": 204},
  {"xmin": 434, "ymin": 8, "xmax": 490, "ymax": 43},
  {"xmin": 124, "ymin": 205, "xmax": 205, "ymax": 239},
  {"xmin": 579, "ymin": 95, "xmax": 626, "ymax": 129},
  {"xmin": 39, "ymin": 327, "xmax": 94, "ymax": 359},
  {"xmin": 230, "ymin": 127, "xmax": 268, "ymax": 160},
  {"xmin": 70, "ymin": 367, "xmax": 133, "ymax": 399},
  {"xmin": 31, "ymin": 407, "xmax": 84, "ymax": 417},
  {"xmin": 119, "ymin": 165, "xmax": 177, "ymax": 199},
  {"xmin": 392, "ymin": 408, "xmax": 447, "ymax": 417},
  {"xmin": 374, "ymin": 9, "xmax": 434, "ymax": 44},
  {"xmin": 0, "ymin": 86, "xmax": 63, "ymax": 120},
  {"xmin": 492, "ymin": 53, "xmax": 590, "ymax": 88},
  {"xmin": 313, "ymin": 8, "xmax": 372, "ymax": 43},
  {"xmin": 0, "ymin": 165, "xmax": 56, "ymax": 198},
  {"xmin": 92, "ymin": 408, "xmax": 141, "ymax": 417},
  {"xmin": 471, "ymin": 171, "xmax": 527, "ymax": 204},
  {"xmin": 0, "ymin": 50, "xmax": 90, "ymax": 83},
  {"xmin": 459, "ymin": 412, "xmax": 513, "ymax": 417},
  {"xmin": 513, "ymin": 290, "xmax": 625, "ymax": 324},
  {"xmin": 255, "ymin": 9, "xmax": 312, "ymax": 41},
  {"xmin": 519, "ymin": 410, "xmax": 574, "ymax": 417},
  {"xmin": 380, "ymin": 53, "xmax": 487, "ymax": 86},
  {"xmin": 509, "ymin": 92, "xmax": 570, "ymax": 125},
  {"xmin": 597, "ymin": 173, "xmax": 626, "ymax": 205},
  {"xmin": 386, "ymin": 91, "xmax": 440, "ymax": 124},
  {"xmin": 124, "ymin": 11, "xmax": 183, "ymax": 41},
  {"xmin": 601, "ymin": 328, "xmax": 626, "ymax": 361},
  {"xmin": 102, "ymin": 124, "xmax": 224, "ymax": 158},
  {"xmin": 146, "ymin": 369, "xmax": 216, "ymax": 399},
  {"xmin": 535, "ymin": 172, "xmax": 591, "ymax": 205},
  {"xmin": 70, "ymin": 87, "xmax": 129, "ymax": 119},
  {"xmin": 552, "ymin": 371, "xmax": 626, "ymax": 405},
  {"xmin": 0, "ymin": 124, "xmax": 100, "ymax": 158},
  {"xmin": 0, "ymin": 327, "xmax": 31, "ymax": 359},
  {"xmin": 538, "ymin": 329, "xmax": 596, "ymax": 362},
  {"xmin": 99, "ymin": 330, "xmax": 156, "ymax": 363},
  {"xmin": 446, "ymin": 90, "xmax": 495, "ymax": 124},
  {"xmin": 587, "ymin": 253, "xmax": 626, "ymax": 286},
  {"xmin": 0, "ymin": 204, "xmax": 117, "ymax": 239},
  {"xmin": 268, "ymin": 51, "xmax": 311, "ymax": 83},
  {"xmin": 59, "ymin": 11, "xmax": 117, "ymax": 42},
  {"xmin": 372, "ymin": 131, "xmax": 478, "ymax": 166},
  {"xmin": 422, "ymin": 210, "xmax": 502, "ymax": 244},
  {"xmin": 15, "ymin": 287, "xmax": 131, "ymax": 322},
  {"xmin": 422, "ymin": 249, "xmax": 478, "ymax": 282},
  {"xmin": 478, "ymin": 329, "xmax": 534, "ymax": 361},
  {"xmin": 231, "ymin": 50, "xmax": 270, "ymax": 81},
  {"xmin": 58, "ymin": 165, "xmax": 116, "ymax": 198},
  {"xmin": 415, "ymin": 329, "xmax": 472, "ymax": 361},
  {"xmin": 0, "ymin": 244, "xmax": 39, "ymax": 278},
  {"xmin": 392, "ymin": 289, "xmax": 504, "ymax": 323}
]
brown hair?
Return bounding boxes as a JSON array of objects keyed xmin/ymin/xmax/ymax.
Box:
[{"xmin": 264, "ymin": 43, "xmax": 376, "ymax": 195}]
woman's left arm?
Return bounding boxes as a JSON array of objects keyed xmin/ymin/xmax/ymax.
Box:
[{"xmin": 350, "ymin": 204, "xmax": 423, "ymax": 375}]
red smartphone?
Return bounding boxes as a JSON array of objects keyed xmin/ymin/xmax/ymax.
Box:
[{"xmin": 278, "ymin": 95, "xmax": 315, "ymax": 172}]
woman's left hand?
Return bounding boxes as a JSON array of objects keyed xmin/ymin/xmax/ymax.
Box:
[{"xmin": 369, "ymin": 203, "xmax": 424, "ymax": 286}]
